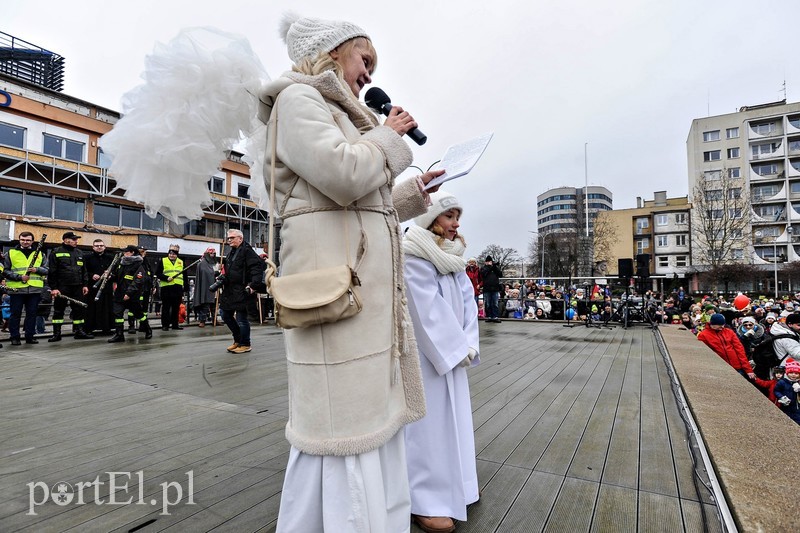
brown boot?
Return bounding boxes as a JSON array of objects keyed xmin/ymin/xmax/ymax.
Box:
[{"xmin": 412, "ymin": 515, "xmax": 455, "ymax": 533}]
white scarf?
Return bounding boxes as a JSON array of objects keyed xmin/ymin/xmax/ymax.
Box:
[{"xmin": 403, "ymin": 225, "xmax": 466, "ymax": 274}]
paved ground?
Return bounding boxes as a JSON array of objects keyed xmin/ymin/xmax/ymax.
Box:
[{"xmin": 0, "ymin": 320, "xmax": 723, "ymax": 532}]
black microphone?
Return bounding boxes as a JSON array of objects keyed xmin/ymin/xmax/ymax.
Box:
[{"xmin": 364, "ymin": 87, "xmax": 427, "ymax": 146}]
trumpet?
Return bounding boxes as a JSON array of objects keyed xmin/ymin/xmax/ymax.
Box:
[{"xmin": 55, "ymin": 293, "xmax": 88, "ymax": 308}]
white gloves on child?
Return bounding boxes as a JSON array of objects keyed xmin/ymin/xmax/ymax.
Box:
[
  {"xmin": 779, "ymin": 396, "xmax": 792, "ymax": 406},
  {"xmin": 459, "ymin": 348, "xmax": 478, "ymax": 368},
  {"xmin": 793, "ymin": 382, "xmax": 800, "ymax": 393}
]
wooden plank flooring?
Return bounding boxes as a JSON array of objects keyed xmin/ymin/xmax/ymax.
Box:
[{"xmin": 0, "ymin": 321, "xmax": 722, "ymax": 532}]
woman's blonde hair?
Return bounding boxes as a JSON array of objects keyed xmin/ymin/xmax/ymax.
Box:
[
  {"xmin": 429, "ymin": 216, "xmax": 467, "ymax": 248},
  {"xmin": 293, "ymin": 37, "xmax": 377, "ymax": 106}
]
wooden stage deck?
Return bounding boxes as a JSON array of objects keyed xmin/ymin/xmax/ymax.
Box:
[{"xmin": 0, "ymin": 320, "xmax": 723, "ymax": 532}]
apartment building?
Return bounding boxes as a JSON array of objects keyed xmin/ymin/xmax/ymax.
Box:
[
  {"xmin": 687, "ymin": 99, "xmax": 800, "ymax": 269},
  {"xmin": 0, "ymin": 31, "xmax": 271, "ymax": 261},
  {"xmin": 595, "ymin": 192, "xmax": 691, "ymax": 286},
  {"xmin": 536, "ymin": 185, "xmax": 613, "ymax": 235}
]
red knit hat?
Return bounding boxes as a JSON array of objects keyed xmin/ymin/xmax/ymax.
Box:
[{"xmin": 785, "ymin": 359, "xmax": 800, "ymax": 374}]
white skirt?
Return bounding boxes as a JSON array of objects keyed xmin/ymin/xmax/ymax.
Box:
[{"xmin": 276, "ymin": 430, "xmax": 410, "ymax": 533}]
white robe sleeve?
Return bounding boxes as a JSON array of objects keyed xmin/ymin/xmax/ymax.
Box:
[
  {"xmin": 405, "ymin": 256, "xmax": 473, "ymax": 376},
  {"xmin": 456, "ymin": 270, "xmax": 480, "ymax": 366}
]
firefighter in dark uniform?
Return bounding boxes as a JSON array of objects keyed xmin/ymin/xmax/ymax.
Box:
[
  {"xmin": 47, "ymin": 231, "xmax": 93, "ymax": 342},
  {"xmin": 108, "ymin": 245, "xmax": 152, "ymax": 342},
  {"xmin": 156, "ymin": 244, "xmax": 184, "ymax": 331},
  {"xmin": 127, "ymin": 245, "xmax": 155, "ymax": 333}
]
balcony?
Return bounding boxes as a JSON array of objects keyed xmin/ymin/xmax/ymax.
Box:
[
  {"xmin": 788, "ymin": 116, "xmax": 800, "ymax": 133},
  {"xmin": 748, "ymin": 122, "xmax": 783, "ymax": 140}
]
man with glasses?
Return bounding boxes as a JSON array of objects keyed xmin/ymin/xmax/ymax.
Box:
[
  {"xmin": 215, "ymin": 230, "xmax": 264, "ymax": 354},
  {"xmin": 3, "ymin": 231, "xmax": 48, "ymax": 345},
  {"xmin": 47, "ymin": 231, "xmax": 93, "ymax": 342},
  {"xmin": 85, "ymin": 239, "xmax": 115, "ymax": 336},
  {"xmin": 156, "ymin": 245, "xmax": 184, "ymax": 331}
]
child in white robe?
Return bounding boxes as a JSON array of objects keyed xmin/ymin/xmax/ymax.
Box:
[{"xmin": 403, "ymin": 191, "xmax": 480, "ymax": 533}]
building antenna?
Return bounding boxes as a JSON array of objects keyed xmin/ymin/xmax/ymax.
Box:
[
  {"xmin": 707, "ymin": 89, "xmax": 710, "ymax": 117},
  {"xmin": 782, "ymin": 78, "xmax": 787, "ymax": 101}
]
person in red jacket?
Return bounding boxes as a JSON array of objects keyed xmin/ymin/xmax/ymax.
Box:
[
  {"xmin": 697, "ymin": 313, "xmax": 756, "ymax": 379},
  {"xmin": 751, "ymin": 366, "xmax": 785, "ymax": 405},
  {"xmin": 465, "ymin": 257, "xmax": 482, "ymax": 306}
]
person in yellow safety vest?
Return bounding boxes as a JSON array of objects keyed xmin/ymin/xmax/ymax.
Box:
[
  {"xmin": 3, "ymin": 231, "xmax": 48, "ymax": 345},
  {"xmin": 156, "ymin": 244, "xmax": 184, "ymax": 331},
  {"xmin": 47, "ymin": 231, "xmax": 93, "ymax": 342}
]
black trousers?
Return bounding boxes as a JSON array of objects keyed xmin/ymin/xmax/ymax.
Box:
[
  {"xmin": 160, "ymin": 285, "xmax": 183, "ymax": 328},
  {"xmin": 113, "ymin": 299, "xmax": 145, "ymax": 327},
  {"xmin": 52, "ymin": 285, "xmax": 86, "ymax": 328}
]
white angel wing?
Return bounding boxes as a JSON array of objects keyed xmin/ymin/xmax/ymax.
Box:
[{"xmin": 100, "ymin": 27, "xmax": 270, "ymax": 223}]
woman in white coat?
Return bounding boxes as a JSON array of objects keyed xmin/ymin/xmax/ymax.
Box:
[
  {"xmin": 264, "ymin": 14, "xmax": 446, "ymax": 533},
  {"xmin": 403, "ymin": 191, "xmax": 480, "ymax": 533}
]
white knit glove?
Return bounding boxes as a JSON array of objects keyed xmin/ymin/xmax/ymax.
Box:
[
  {"xmin": 459, "ymin": 348, "xmax": 478, "ymax": 368},
  {"xmin": 779, "ymin": 396, "xmax": 792, "ymax": 406},
  {"xmin": 793, "ymin": 382, "xmax": 800, "ymax": 393}
]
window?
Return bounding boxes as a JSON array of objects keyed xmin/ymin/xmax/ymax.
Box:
[
  {"xmin": 730, "ymin": 229, "xmax": 743, "ymax": 239},
  {"xmin": 237, "ymin": 184, "xmax": 250, "ymax": 199},
  {"xmin": 789, "ymin": 139, "xmax": 800, "ymax": 152},
  {"xmin": 97, "ymin": 148, "xmax": 112, "ymax": 168},
  {"xmin": 676, "ymin": 235, "xmax": 687, "ymax": 246},
  {"xmin": 704, "ymin": 150, "xmax": 721, "ymax": 162},
  {"xmin": 729, "ymin": 167, "xmax": 740, "ymax": 178},
  {"xmin": 757, "ymin": 226, "xmax": 780, "ymax": 237},
  {"xmin": 727, "ymin": 127, "xmax": 739, "ymax": 139},
  {"xmin": 729, "ymin": 208, "xmax": 742, "ymax": 219},
  {"xmin": 208, "ymin": 177, "xmax": 225, "ymax": 194},
  {"xmin": 42, "ymin": 134, "xmax": 84, "ymax": 162},
  {"xmin": 727, "ymin": 147, "xmax": 740, "ymax": 158},
  {"xmin": 94, "ymin": 203, "xmax": 119, "ymax": 226},
  {"xmin": 703, "ymin": 130, "xmax": 720, "ymax": 142},
  {"xmin": 675, "ymin": 256, "xmax": 688, "ymax": 267},
  {"xmin": 752, "ymin": 142, "xmax": 780, "ymax": 157},
  {"xmin": 636, "ymin": 239, "xmax": 649, "ymax": 254},
  {"xmin": 705, "ymin": 189, "xmax": 722, "ymax": 201},
  {"xmin": 656, "ymin": 214, "xmax": 668, "ymax": 226},
  {"xmin": 755, "ymin": 205, "xmax": 782, "ymax": 218},
  {"xmin": 657, "ymin": 236, "xmax": 668, "ymax": 247},
  {"xmin": 753, "ymin": 184, "xmax": 780, "ymax": 200},
  {"xmin": 0, "ymin": 188, "xmax": 23, "ymax": 214},
  {"xmin": 636, "ymin": 218, "xmax": 649, "ymax": 230},
  {"xmin": 791, "ymin": 182, "xmax": 800, "ymax": 194},
  {"xmin": 752, "ymin": 122, "xmax": 777, "ymax": 135},
  {"xmin": 121, "ymin": 207, "xmax": 141, "ymax": 228},
  {"xmin": 25, "ymin": 193, "xmax": 52, "ymax": 217},
  {"xmin": 707, "ymin": 209, "xmax": 723, "ymax": 220},
  {"xmin": 657, "ymin": 256, "xmax": 669, "ymax": 268},
  {"xmin": 728, "ymin": 188, "xmax": 742, "ymax": 199},
  {"xmin": 732, "ymin": 249, "xmax": 744, "ymax": 260},
  {"xmin": 54, "ymin": 197, "xmax": 84, "ymax": 222},
  {"xmin": 675, "ymin": 213, "xmax": 687, "ymax": 224},
  {"xmin": 142, "ymin": 212, "xmax": 164, "ymax": 231},
  {"xmin": 704, "ymin": 170, "xmax": 721, "ymax": 180},
  {"xmin": 0, "ymin": 122, "xmax": 25, "ymax": 149},
  {"xmin": 753, "ymin": 163, "xmax": 779, "ymax": 176}
]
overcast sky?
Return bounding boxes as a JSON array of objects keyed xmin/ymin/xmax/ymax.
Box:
[{"xmin": 5, "ymin": 0, "xmax": 798, "ymax": 258}]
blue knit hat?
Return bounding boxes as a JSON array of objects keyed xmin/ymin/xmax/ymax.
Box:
[{"xmin": 709, "ymin": 313, "xmax": 726, "ymax": 326}]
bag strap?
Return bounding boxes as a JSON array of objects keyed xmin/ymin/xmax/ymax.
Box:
[{"xmin": 266, "ymin": 99, "xmax": 362, "ymax": 274}]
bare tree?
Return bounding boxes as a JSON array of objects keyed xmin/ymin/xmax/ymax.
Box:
[
  {"xmin": 592, "ymin": 211, "xmax": 619, "ymax": 267},
  {"xmin": 691, "ymin": 168, "xmax": 752, "ymax": 269},
  {"xmin": 478, "ymin": 244, "xmax": 520, "ymax": 276}
]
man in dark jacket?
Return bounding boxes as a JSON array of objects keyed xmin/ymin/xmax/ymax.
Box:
[
  {"xmin": 480, "ymin": 255, "xmax": 503, "ymax": 323},
  {"xmin": 216, "ymin": 229, "xmax": 265, "ymax": 354},
  {"xmin": 47, "ymin": 231, "xmax": 92, "ymax": 342},
  {"xmin": 85, "ymin": 238, "xmax": 115, "ymax": 336}
]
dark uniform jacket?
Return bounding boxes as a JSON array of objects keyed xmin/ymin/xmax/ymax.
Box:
[
  {"xmin": 47, "ymin": 244, "xmax": 88, "ymax": 289},
  {"xmin": 85, "ymin": 251, "xmax": 114, "ymax": 286},
  {"xmin": 479, "ymin": 263, "xmax": 503, "ymax": 292},
  {"xmin": 112, "ymin": 256, "xmax": 146, "ymax": 301}
]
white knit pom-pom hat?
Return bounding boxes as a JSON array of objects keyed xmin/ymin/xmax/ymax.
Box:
[{"xmin": 280, "ymin": 12, "xmax": 370, "ymax": 64}]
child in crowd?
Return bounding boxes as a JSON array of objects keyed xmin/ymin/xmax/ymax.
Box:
[
  {"xmin": 477, "ymin": 299, "xmax": 485, "ymax": 319},
  {"xmin": 403, "ymin": 191, "xmax": 480, "ymax": 533},
  {"xmin": 774, "ymin": 359, "xmax": 800, "ymax": 424},
  {"xmin": 751, "ymin": 366, "xmax": 784, "ymax": 405},
  {"xmin": 1, "ymin": 293, "xmax": 10, "ymax": 332}
]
